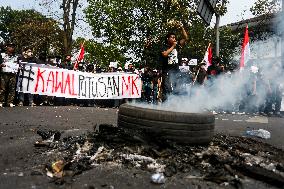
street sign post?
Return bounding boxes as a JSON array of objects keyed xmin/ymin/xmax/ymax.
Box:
[
  {"xmin": 197, "ymin": 0, "xmax": 219, "ymax": 56},
  {"xmin": 197, "ymin": 0, "xmax": 218, "ymax": 26}
]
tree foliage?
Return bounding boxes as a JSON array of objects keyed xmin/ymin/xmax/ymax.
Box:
[
  {"xmin": 85, "ymin": 0, "xmax": 230, "ymax": 68},
  {"xmin": 38, "ymin": 0, "xmax": 83, "ymax": 55},
  {"xmin": 218, "ymin": 27, "xmax": 241, "ymax": 66},
  {"xmin": 250, "ymin": 0, "xmax": 281, "ymax": 16},
  {"xmin": 0, "ymin": 6, "xmax": 64, "ymax": 55},
  {"xmin": 73, "ymin": 37, "xmax": 126, "ymax": 68}
]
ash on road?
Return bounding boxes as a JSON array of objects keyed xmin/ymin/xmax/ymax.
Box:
[{"xmin": 0, "ymin": 106, "xmax": 283, "ymax": 189}]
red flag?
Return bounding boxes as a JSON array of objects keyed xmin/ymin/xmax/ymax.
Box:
[
  {"xmin": 77, "ymin": 44, "xmax": 85, "ymax": 61},
  {"xmin": 240, "ymin": 24, "xmax": 250, "ymax": 69},
  {"xmin": 74, "ymin": 43, "xmax": 85, "ymax": 70},
  {"xmin": 203, "ymin": 43, "xmax": 212, "ymax": 71}
]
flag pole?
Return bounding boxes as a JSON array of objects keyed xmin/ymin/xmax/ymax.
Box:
[{"xmin": 192, "ymin": 67, "xmax": 200, "ymax": 86}]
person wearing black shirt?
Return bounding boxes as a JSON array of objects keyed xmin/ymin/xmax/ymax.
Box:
[
  {"xmin": 59, "ymin": 55, "xmax": 73, "ymax": 70},
  {"xmin": 207, "ymin": 57, "xmax": 223, "ymax": 77},
  {"xmin": 160, "ymin": 21, "xmax": 188, "ymax": 101},
  {"xmin": 141, "ymin": 67, "xmax": 153, "ymax": 103}
]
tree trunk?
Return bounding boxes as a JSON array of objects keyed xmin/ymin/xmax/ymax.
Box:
[{"xmin": 62, "ymin": 0, "xmax": 79, "ymax": 55}]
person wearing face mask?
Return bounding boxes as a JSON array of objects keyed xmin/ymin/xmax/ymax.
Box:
[
  {"xmin": 19, "ymin": 47, "xmax": 39, "ymax": 64},
  {"xmin": 160, "ymin": 21, "xmax": 188, "ymax": 102},
  {"xmin": 17, "ymin": 47, "xmax": 39, "ymax": 106}
]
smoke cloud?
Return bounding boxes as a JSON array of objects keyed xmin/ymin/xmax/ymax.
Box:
[{"xmin": 132, "ymin": 17, "xmax": 284, "ymax": 113}]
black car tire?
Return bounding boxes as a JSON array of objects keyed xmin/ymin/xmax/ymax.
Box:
[{"xmin": 118, "ymin": 104, "xmax": 215, "ymax": 144}]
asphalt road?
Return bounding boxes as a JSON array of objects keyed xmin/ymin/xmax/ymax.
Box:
[
  {"xmin": 214, "ymin": 113, "xmax": 284, "ymax": 150},
  {"xmin": 0, "ymin": 106, "xmax": 283, "ymax": 189}
]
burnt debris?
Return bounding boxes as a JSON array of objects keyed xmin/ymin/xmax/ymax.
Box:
[{"xmin": 34, "ymin": 125, "xmax": 284, "ymax": 187}]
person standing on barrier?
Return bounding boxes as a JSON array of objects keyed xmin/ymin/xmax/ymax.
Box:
[
  {"xmin": 160, "ymin": 21, "xmax": 188, "ymax": 102},
  {"xmin": 0, "ymin": 42, "xmax": 19, "ymax": 107}
]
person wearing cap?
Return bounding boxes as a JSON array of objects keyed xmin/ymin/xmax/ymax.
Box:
[
  {"xmin": 160, "ymin": 21, "xmax": 188, "ymax": 101},
  {"xmin": 0, "ymin": 42, "xmax": 19, "ymax": 107}
]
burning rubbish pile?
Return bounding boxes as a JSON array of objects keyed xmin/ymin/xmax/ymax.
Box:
[{"xmin": 34, "ymin": 125, "xmax": 284, "ymax": 187}]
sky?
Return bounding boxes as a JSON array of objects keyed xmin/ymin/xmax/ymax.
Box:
[
  {"xmin": 0, "ymin": 0, "xmax": 258, "ymax": 37},
  {"xmin": 220, "ymin": 0, "xmax": 257, "ymax": 25}
]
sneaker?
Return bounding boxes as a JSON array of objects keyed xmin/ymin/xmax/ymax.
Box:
[
  {"xmin": 0, "ymin": 103, "xmax": 3, "ymax": 107},
  {"xmin": 18, "ymin": 102, "xmax": 24, "ymax": 106},
  {"xmin": 29, "ymin": 103, "xmax": 36, "ymax": 107},
  {"xmin": 9, "ymin": 103, "xmax": 15, "ymax": 107}
]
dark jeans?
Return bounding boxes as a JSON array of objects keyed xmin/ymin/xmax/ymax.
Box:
[
  {"xmin": 161, "ymin": 65, "xmax": 179, "ymax": 101},
  {"xmin": 142, "ymin": 82, "xmax": 152, "ymax": 103},
  {"xmin": 18, "ymin": 92, "xmax": 33, "ymax": 105},
  {"xmin": 152, "ymin": 84, "xmax": 158, "ymax": 104}
]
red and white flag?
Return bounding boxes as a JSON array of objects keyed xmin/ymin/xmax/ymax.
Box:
[
  {"xmin": 203, "ymin": 43, "xmax": 212, "ymax": 70},
  {"xmin": 240, "ymin": 24, "xmax": 250, "ymax": 69},
  {"xmin": 73, "ymin": 43, "xmax": 85, "ymax": 70}
]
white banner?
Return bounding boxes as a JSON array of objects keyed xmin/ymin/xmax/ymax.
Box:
[
  {"xmin": 179, "ymin": 66, "xmax": 190, "ymax": 72},
  {"xmin": 188, "ymin": 59, "xmax": 198, "ymax": 66},
  {"xmin": 16, "ymin": 64, "xmax": 141, "ymax": 99}
]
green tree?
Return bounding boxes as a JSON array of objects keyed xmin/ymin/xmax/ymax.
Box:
[
  {"xmin": 250, "ymin": 0, "xmax": 281, "ymax": 16},
  {"xmin": 73, "ymin": 37, "xmax": 126, "ymax": 68},
  {"xmin": 245, "ymin": 0, "xmax": 281, "ymax": 45},
  {"xmin": 0, "ymin": 6, "xmax": 64, "ymax": 55},
  {"xmin": 85, "ymin": 0, "xmax": 230, "ymax": 68},
  {"xmin": 38, "ymin": 0, "xmax": 83, "ymax": 55},
  {"xmin": 218, "ymin": 27, "xmax": 241, "ymax": 67}
]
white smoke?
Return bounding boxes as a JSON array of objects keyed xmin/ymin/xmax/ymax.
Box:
[{"xmin": 133, "ymin": 35, "xmax": 283, "ymax": 113}]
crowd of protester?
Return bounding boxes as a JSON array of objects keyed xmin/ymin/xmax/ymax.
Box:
[
  {"xmin": 0, "ymin": 42, "xmax": 283, "ymax": 117},
  {"xmin": 137, "ymin": 56, "xmax": 283, "ymax": 117},
  {"xmin": 0, "ymin": 43, "xmax": 142, "ymax": 108}
]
